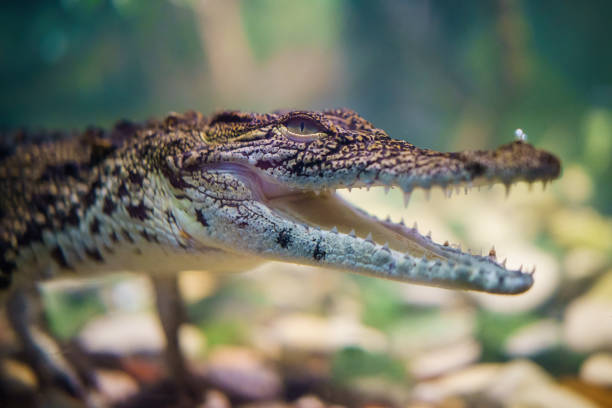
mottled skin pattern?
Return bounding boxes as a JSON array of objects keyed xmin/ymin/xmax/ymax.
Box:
[{"xmin": 0, "ymin": 109, "xmax": 561, "ymax": 302}]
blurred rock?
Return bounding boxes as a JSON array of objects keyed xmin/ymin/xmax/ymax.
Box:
[
  {"xmin": 78, "ymin": 311, "xmax": 165, "ymax": 355},
  {"xmin": 200, "ymin": 389, "xmax": 231, "ymax": 408},
  {"xmin": 180, "ymin": 323, "xmax": 207, "ymax": 360},
  {"xmin": 179, "ymin": 270, "xmax": 218, "ymax": 303},
  {"xmin": 398, "ymin": 285, "xmax": 463, "ymax": 308},
  {"xmin": 245, "ymin": 262, "xmax": 360, "ymax": 316},
  {"xmin": 107, "ymin": 275, "xmax": 154, "ymax": 312},
  {"xmin": 412, "ymin": 360, "xmax": 597, "ymax": 408},
  {"xmin": 564, "ymin": 247, "xmax": 607, "ymax": 280},
  {"xmin": 580, "ymin": 352, "xmax": 612, "ymax": 387},
  {"xmin": 389, "ymin": 309, "xmax": 475, "ymax": 359},
  {"xmin": 119, "ymin": 355, "xmax": 164, "ymax": 384},
  {"xmin": 408, "ymin": 338, "xmax": 481, "ymax": 380},
  {"xmin": 94, "ymin": 369, "xmax": 139, "ymax": 404},
  {"xmin": 504, "ymin": 319, "xmax": 561, "ymax": 357},
  {"xmin": 0, "ymin": 358, "xmax": 37, "ymax": 391},
  {"xmin": 201, "ymin": 346, "xmax": 281, "ymax": 401},
  {"xmin": 564, "ymin": 271, "xmax": 612, "ymax": 352},
  {"xmin": 557, "ymin": 164, "xmax": 594, "ymax": 204},
  {"xmin": 238, "ymin": 402, "xmax": 289, "ymax": 408},
  {"xmin": 550, "ymin": 208, "xmax": 612, "ymax": 253},
  {"xmin": 293, "ymin": 395, "xmax": 326, "ymax": 408},
  {"xmin": 253, "ymin": 313, "xmax": 387, "ymax": 355},
  {"xmin": 560, "ymin": 377, "xmax": 612, "ymax": 408},
  {"xmin": 349, "ymin": 377, "xmax": 411, "ymax": 406}
]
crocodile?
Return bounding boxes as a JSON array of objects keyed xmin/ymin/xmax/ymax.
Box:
[
  {"xmin": 0, "ymin": 108, "xmax": 560, "ymax": 295},
  {"xmin": 0, "ymin": 108, "xmax": 560, "ymax": 401}
]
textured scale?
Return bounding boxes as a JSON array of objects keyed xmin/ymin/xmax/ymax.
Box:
[{"xmin": 0, "ymin": 109, "xmax": 561, "ymax": 299}]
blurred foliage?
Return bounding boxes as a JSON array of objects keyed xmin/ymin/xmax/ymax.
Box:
[
  {"xmin": 240, "ymin": 0, "xmax": 341, "ymax": 60},
  {"xmin": 42, "ymin": 286, "xmax": 106, "ymax": 340},
  {"xmin": 1, "ymin": 0, "xmax": 610, "ymax": 211},
  {"xmin": 331, "ymin": 346, "xmax": 406, "ymax": 383},
  {"xmin": 475, "ymin": 310, "xmax": 538, "ymax": 361}
]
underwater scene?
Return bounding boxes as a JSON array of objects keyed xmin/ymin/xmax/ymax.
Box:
[{"xmin": 0, "ymin": 1, "xmax": 611, "ymax": 407}]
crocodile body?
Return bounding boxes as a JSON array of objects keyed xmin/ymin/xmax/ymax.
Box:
[{"xmin": 0, "ymin": 109, "xmax": 561, "ymax": 301}]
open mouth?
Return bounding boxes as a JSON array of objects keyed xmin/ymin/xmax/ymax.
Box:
[
  {"xmin": 209, "ymin": 140, "xmax": 560, "ymax": 295},
  {"xmin": 267, "ymin": 183, "xmax": 534, "ymax": 292}
]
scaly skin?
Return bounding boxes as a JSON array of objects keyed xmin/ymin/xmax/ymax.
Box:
[{"xmin": 0, "ymin": 109, "xmax": 561, "ymax": 300}]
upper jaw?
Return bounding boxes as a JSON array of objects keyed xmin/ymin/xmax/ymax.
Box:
[
  {"xmin": 255, "ymin": 140, "xmax": 559, "ymax": 294},
  {"xmin": 290, "ymin": 140, "xmax": 561, "ymax": 194}
]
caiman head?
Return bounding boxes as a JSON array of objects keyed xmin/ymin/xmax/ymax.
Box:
[{"xmin": 165, "ymin": 109, "xmax": 561, "ymax": 294}]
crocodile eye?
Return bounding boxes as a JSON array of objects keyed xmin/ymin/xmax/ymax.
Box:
[{"xmin": 283, "ymin": 118, "xmax": 327, "ymax": 142}]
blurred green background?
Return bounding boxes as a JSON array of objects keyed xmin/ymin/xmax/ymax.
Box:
[
  {"xmin": 1, "ymin": 1, "xmax": 612, "ymax": 406},
  {"xmin": 1, "ymin": 0, "xmax": 610, "ymax": 213}
]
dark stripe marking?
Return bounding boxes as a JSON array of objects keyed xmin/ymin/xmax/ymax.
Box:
[
  {"xmin": 126, "ymin": 203, "xmax": 149, "ymax": 221},
  {"xmin": 195, "ymin": 209, "xmax": 208, "ymax": 227},
  {"xmin": 51, "ymin": 246, "xmax": 71, "ymax": 269},
  {"xmin": 89, "ymin": 217, "xmax": 101, "ymax": 234},
  {"xmin": 121, "ymin": 229, "xmax": 134, "ymax": 243},
  {"xmin": 85, "ymin": 247, "xmax": 104, "ymax": 263},
  {"xmin": 103, "ymin": 197, "xmax": 116, "ymax": 215}
]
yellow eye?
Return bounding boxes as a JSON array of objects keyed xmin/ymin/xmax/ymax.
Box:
[{"xmin": 283, "ymin": 118, "xmax": 327, "ymax": 141}]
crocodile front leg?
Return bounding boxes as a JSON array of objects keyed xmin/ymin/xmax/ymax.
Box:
[
  {"xmin": 152, "ymin": 275, "xmax": 200, "ymax": 405},
  {"xmin": 6, "ymin": 286, "xmax": 97, "ymax": 407}
]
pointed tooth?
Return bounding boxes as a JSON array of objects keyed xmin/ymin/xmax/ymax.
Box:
[
  {"xmin": 426, "ymin": 231, "xmax": 432, "ymax": 239},
  {"xmin": 519, "ymin": 264, "xmax": 523, "ymax": 272},
  {"xmin": 528, "ymin": 183, "xmax": 533, "ymax": 192},
  {"xmin": 331, "ymin": 226, "xmax": 338, "ymax": 233},
  {"xmin": 349, "ymin": 229, "xmax": 356, "ymax": 237},
  {"xmin": 382, "ymin": 242, "xmax": 389, "ymax": 251},
  {"xmin": 443, "ymin": 240, "xmax": 449, "ymax": 246},
  {"xmin": 403, "ymin": 192, "xmax": 411, "ymax": 207},
  {"xmin": 366, "ymin": 232, "xmax": 373, "ymax": 242},
  {"xmin": 542, "ymin": 180, "xmax": 548, "ymax": 191},
  {"xmin": 412, "ymin": 222, "xmax": 418, "ymax": 231},
  {"xmin": 505, "ymin": 184, "xmax": 511, "ymax": 198},
  {"xmin": 501, "ymin": 258, "xmax": 507, "ymax": 268},
  {"xmin": 488, "ymin": 246, "xmax": 496, "ymax": 259},
  {"xmin": 399, "ymin": 218, "xmax": 405, "ymax": 225},
  {"xmin": 384, "ymin": 185, "xmax": 391, "ymax": 194},
  {"xmin": 445, "ymin": 188, "xmax": 452, "ymax": 198},
  {"xmin": 464, "ymin": 186, "xmax": 469, "ymax": 195},
  {"xmin": 347, "ymin": 186, "xmax": 352, "ymax": 192},
  {"xmin": 531, "ymin": 265, "xmax": 537, "ymax": 275},
  {"xmin": 385, "ymin": 215, "xmax": 391, "ymax": 222},
  {"xmin": 425, "ymin": 189, "xmax": 431, "ymax": 201}
]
